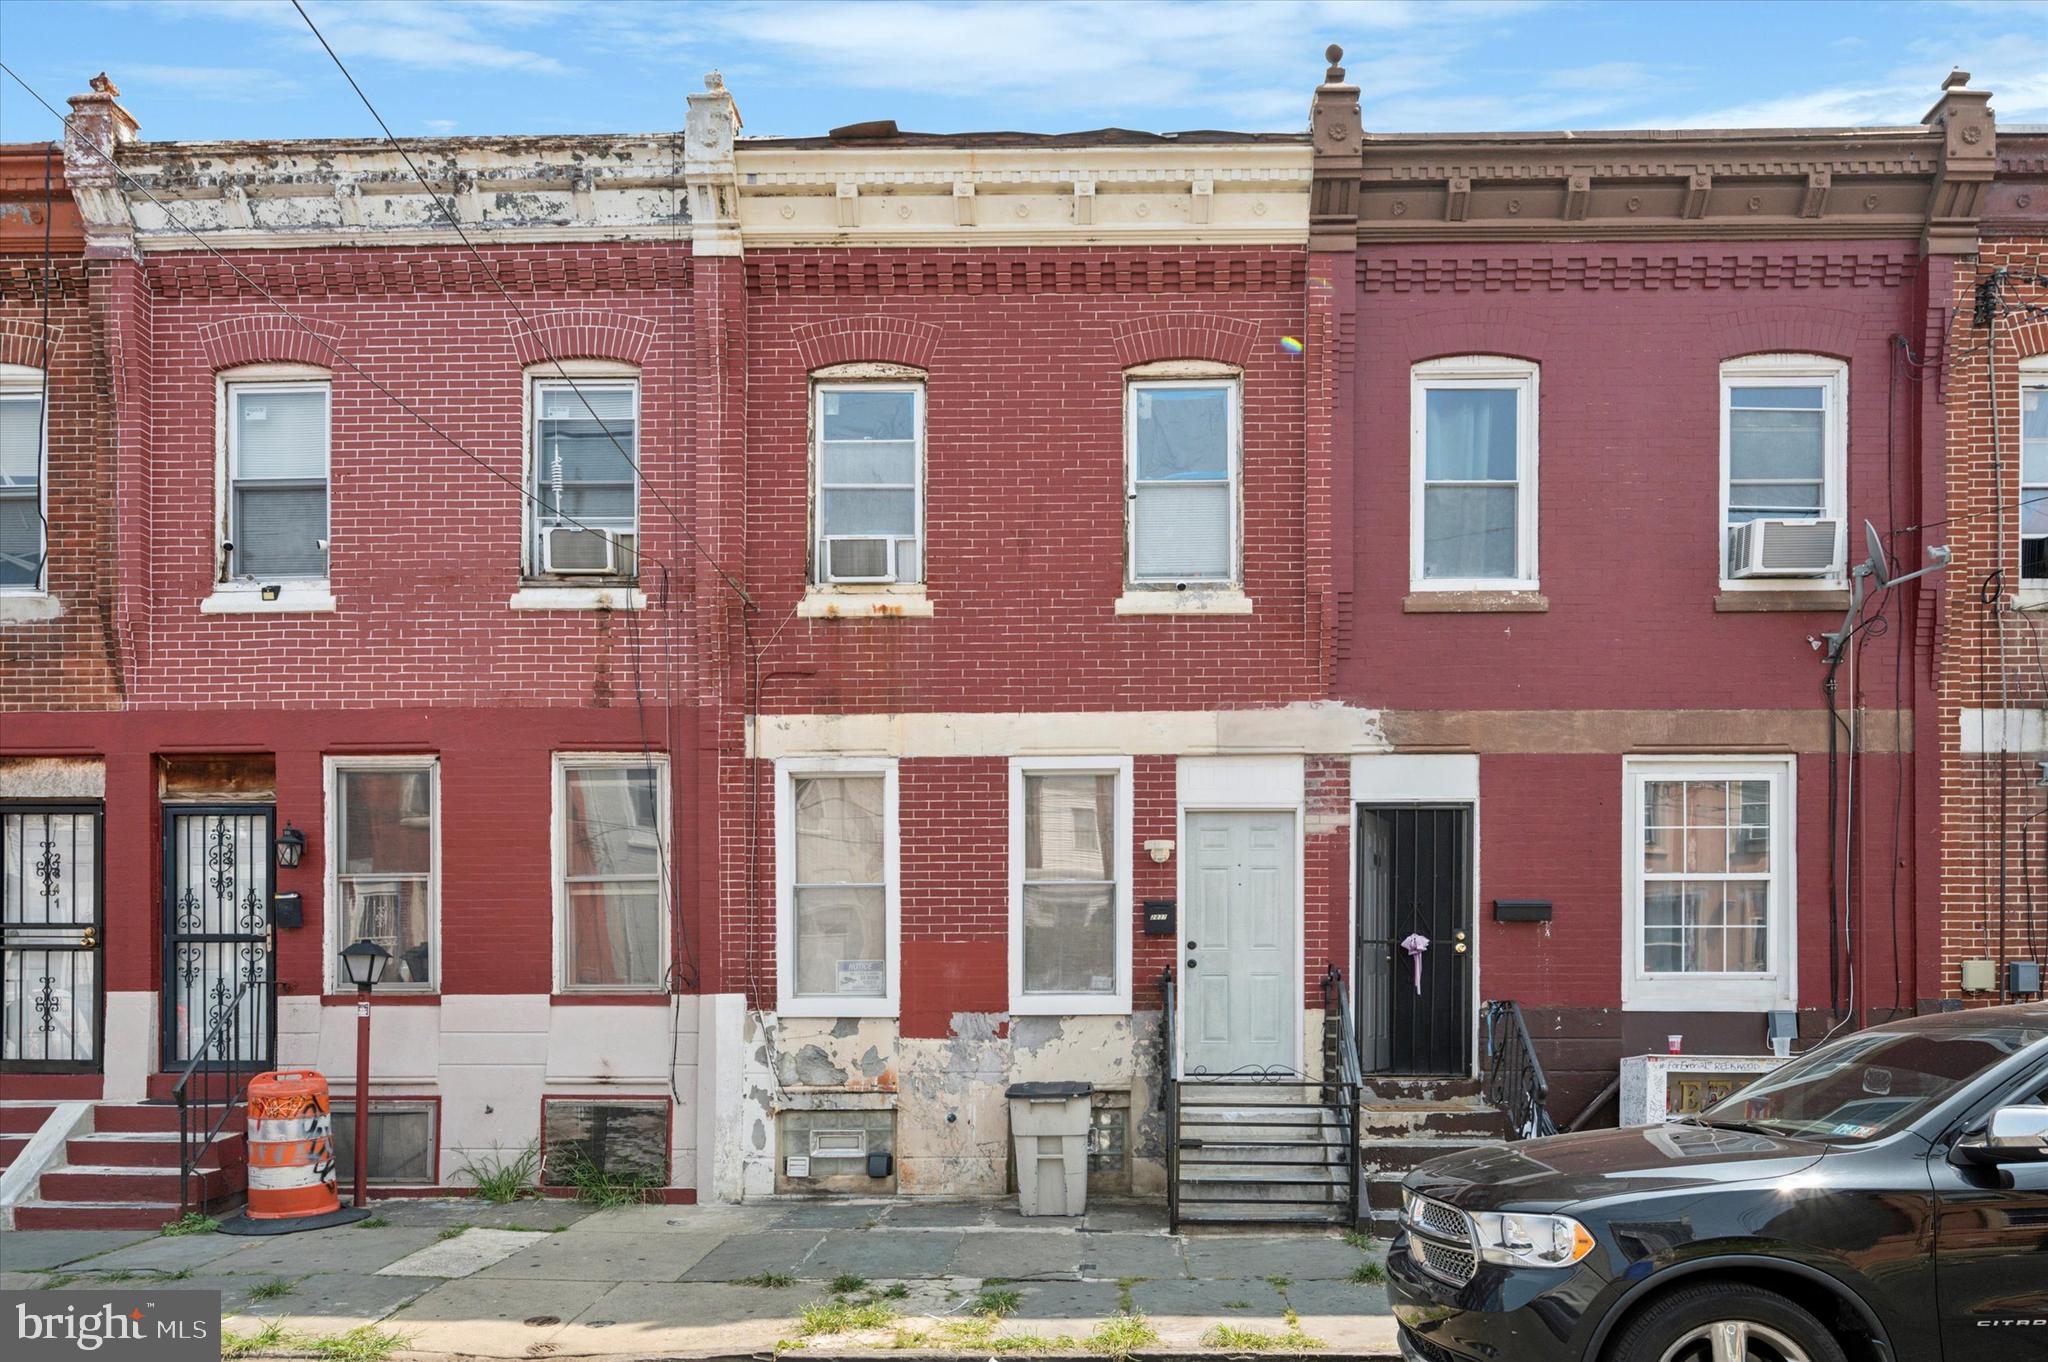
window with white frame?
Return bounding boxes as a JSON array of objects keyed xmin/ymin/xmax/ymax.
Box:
[
  {"xmin": 226, "ymin": 379, "xmax": 330, "ymax": 580},
  {"xmin": 1720, "ymin": 354, "xmax": 1847, "ymax": 584},
  {"xmin": 530, "ymin": 376, "xmax": 639, "ymax": 579},
  {"xmin": 813, "ymin": 381, "xmax": 923, "ymax": 585},
  {"xmin": 777, "ymin": 759, "xmax": 898, "ymax": 1015},
  {"xmin": 1127, "ymin": 376, "xmax": 1240, "ymax": 585},
  {"xmin": 1624, "ymin": 756, "xmax": 1794, "ymax": 1011},
  {"xmin": 556, "ymin": 754, "xmax": 669, "ymax": 992},
  {"xmin": 1009, "ymin": 757, "xmax": 1132, "ymax": 1014},
  {"xmin": 1411, "ymin": 357, "xmax": 1538, "ymax": 589},
  {"xmin": 2021, "ymin": 358, "xmax": 2048, "ymax": 581},
  {"xmin": 330, "ymin": 758, "xmax": 438, "ymax": 990},
  {"xmin": 0, "ymin": 364, "xmax": 47, "ymax": 592}
]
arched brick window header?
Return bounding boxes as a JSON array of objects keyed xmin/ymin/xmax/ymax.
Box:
[
  {"xmin": 0, "ymin": 319, "xmax": 59, "ymax": 369},
  {"xmin": 1112, "ymin": 314, "xmax": 1257, "ymax": 369},
  {"xmin": 795, "ymin": 317, "xmax": 942, "ymax": 373},
  {"xmin": 200, "ymin": 315, "xmax": 341, "ymax": 372},
  {"xmin": 510, "ymin": 309, "xmax": 657, "ymax": 368}
]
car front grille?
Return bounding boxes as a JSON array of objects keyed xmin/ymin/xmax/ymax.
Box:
[{"xmin": 1406, "ymin": 1194, "xmax": 1478, "ymax": 1287}]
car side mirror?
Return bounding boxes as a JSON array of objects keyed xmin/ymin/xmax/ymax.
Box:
[{"xmin": 1956, "ymin": 1104, "xmax": 2048, "ymax": 1165}]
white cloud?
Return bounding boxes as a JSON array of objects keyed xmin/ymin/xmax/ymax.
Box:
[
  {"xmin": 143, "ymin": 0, "xmax": 577, "ymax": 76},
  {"xmin": 119, "ymin": 64, "xmax": 303, "ymax": 101}
]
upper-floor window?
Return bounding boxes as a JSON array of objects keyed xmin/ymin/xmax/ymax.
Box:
[
  {"xmin": 329, "ymin": 757, "xmax": 438, "ymax": 991},
  {"xmin": 1719, "ymin": 354, "xmax": 1847, "ymax": 587},
  {"xmin": 530, "ymin": 374, "xmax": 639, "ymax": 580},
  {"xmin": 226, "ymin": 378, "xmax": 330, "ymax": 581},
  {"xmin": 2021, "ymin": 357, "xmax": 2048, "ymax": 580},
  {"xmin": 1127, "ymin": 375, "xmax": 1240, "ymax": 586},
  {"xmin": 813, "ymin": 380, "xmax": 924, "ymax": 585},
  {"xmin": 0, "ymin": 364, "xmax": 46, "ymax": 592},
  {"xmin": 1410, "ymin": 356, "xmax": 1539, "ymax": 591}
]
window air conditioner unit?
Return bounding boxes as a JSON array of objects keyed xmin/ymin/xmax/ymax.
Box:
[
  {"xmin": 543, "ymin": 526, "xmax": 634, "ymax": 576},
  {"xmin": 824, "ymin": 537, "xmax": 896, "ymax": 583},
  {"xmin": 1729, "ymin": 518, "xmax": 1840, "ymax": 579}
]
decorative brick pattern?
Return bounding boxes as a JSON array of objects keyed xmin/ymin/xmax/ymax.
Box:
[
  {"xmin": 1110, "ymin": 313, "xmax": 1258, "ymax": 369},
  {"xmin": 791, "ymin": 315, "xmax": 942, "ymax": 372}
]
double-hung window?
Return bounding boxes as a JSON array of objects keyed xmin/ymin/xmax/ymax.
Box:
[
  {"xmin": 0, "ymin": 365, "xmax": 46, "ymax": 592},
  {"xmin": 1009, "ymin": 757, "xmax": 1132, "ymax": 1014},
  {"xmin": 1719, "ymin": 354, "xmax": 1846, "ymax": 586},
  {"xmin": 2021, "ymin": 358, "xmax": 2048, "ymax": 581},
  {"xmin": 531, "ymin": 377, "xmax": 639, "ymax": 579},
  {"xmin": 556, "ymin": 754, "xmax": 669, "ymax": 992},
  {"xmin": 226, "ymin": 380, "xmax": 330, "ymax": 580},
  {"xmin": 776, "ymin": 758, "xmax": 899, "ymax": 1016},
  {"xmin": 1623, "ymin": 756, "xmax": 1794, "ymax": 1011},
  {"xmin": 813, "ymin": 381, "xmax": 924, "ymax": 585},
  {"xmin": 329, "ymin": 758, "xmax": 438, "ymax": 990},
  {"xmin": 1411, "ymin": 357, "xmax": 1538, "ymax": 591},
  {"xmin": 1127, "ymin": 376, "xmax": 1240, "ymax": 586}
]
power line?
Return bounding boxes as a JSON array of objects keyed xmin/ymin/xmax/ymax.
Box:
[
  {"xmin": 286, "ymin": 0, "xmax": 751, "ymax": 610},
  {"xmin": 0, "ymin": 59, "xmax": 707, "ymax": 592}
]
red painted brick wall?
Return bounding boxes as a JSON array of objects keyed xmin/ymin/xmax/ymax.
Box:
[{"xmin": 1937, "ymin": 237, "xmax": 2048, "ymax": 1001}]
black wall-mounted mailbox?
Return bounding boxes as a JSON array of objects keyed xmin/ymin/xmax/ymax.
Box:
[
  {"xmin": 1492, "ymin": 899, "xmax": 1552, "ymax": 924},
  {"xmin": 271, "ymin": 892, "xmax": 304, "ymax": 929},
  {"xmin": 1143, "ymin": 900, "xmax": 1176, "ymax": 936}
]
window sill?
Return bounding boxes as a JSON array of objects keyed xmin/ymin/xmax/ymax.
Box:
[
  {"xmin": 0, "ymin": 593, "xmax": 62, "ymax": 624},
  {"xmin": 776, "ymin": 997, "xmax": 898, "ymax": 1019},
  {"xmin": 798, "ymin": 585, "xmax": 933, "ymax": 619},
  {"xmin": 1010, "ymin": 997, "xmax": 1132, "ymax": 1017},
  {"xmin": 1714, "ymin": 588, "xmax": 1850, "ymax": 613},
  {"xmin": 2012, "ymin": 588, "xmax": 2048, "ymax": 613},
  {"xmin": 1403, "ymin": 590, "xmax": 1548, "ymax": 614},
  {"xmin": 1622, "ymin": 989, "xmax": 1793, "ymax": 1013},
  {"xmin": 319, "ymin": 992, "xmax": 440, "ymax": 1006},
  {"xmin": 509, "ymin": 585, "xmax": 647, "ymax": 611},
  {"xmin": 549, "ymin": 991, "xmax": 670, "ymax": 1005},
  {"xmin": 1114, "ymin": 588, "xmax": 1253, "ymax": 617},
  {"xmin": 202, "ymin": 586, "xmax": 337, "ymax": 614}
]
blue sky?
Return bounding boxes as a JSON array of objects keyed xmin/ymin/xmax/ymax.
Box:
[{"xmin": 1, "ymin": 0, "xmax": 2044, "ymax": 145}]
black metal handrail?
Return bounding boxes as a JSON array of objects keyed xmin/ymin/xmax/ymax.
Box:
[
  {"xmin": 1320, "ymin": 965, "xmax": 1363, "ymax": 1227},
  {"xmin": 1482, "ymin": 999, "xmax": 1559, "ymax": 1141},
  {"xmin": 1160, "ymin": 965, "xmax": 1179, "ymax": 1231},
  {"xmin": 174, "ymin": 975, "xmax": 264, "ymax": 1216}
]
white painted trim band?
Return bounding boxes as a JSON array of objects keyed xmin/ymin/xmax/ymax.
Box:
[
  {"xmin": 1959, "ymin": 707, "xmax": 2048, "ymax": 755},
  {"xmin": 749, "ymin": 703, "xmax": 1389, "ymax": 760}
]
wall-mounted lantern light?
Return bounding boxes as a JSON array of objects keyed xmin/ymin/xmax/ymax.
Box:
[
  {"xmin": 1144, "ymin": 839, "xmax": 1175, "ymax": 865},
  {"xmin": 277, "ymin": 822, "xmax": 307, "ymax": 869}
]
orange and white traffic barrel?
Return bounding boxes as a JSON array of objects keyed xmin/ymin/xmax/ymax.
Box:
[{"xmin": 244, "ymin": 1070, "xmax": 342, "ymax": 1220}]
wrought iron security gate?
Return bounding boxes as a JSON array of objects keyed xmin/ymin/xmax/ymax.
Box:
[
  {"xmin": 2, "ymin": 803, "xmax": 105, "ymax": 1073},
  {"xmin": 162, "ymin": 807, "xmax": 276, "ymax": 1069},
  {"xmin": 1356, "ymin": 805, "xmax": 1473, "ymax": 1076}
]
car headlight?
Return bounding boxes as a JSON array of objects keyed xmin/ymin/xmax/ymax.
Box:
[{"xmin": 1467, "ymin": 1211, "xmax": 1595, "ymax": 1268}]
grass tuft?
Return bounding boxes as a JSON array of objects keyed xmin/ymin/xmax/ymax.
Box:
[
  {"xmin": 549, "ymin": 1146, "xmax": 660, "ymax": 1209},
  {"xmin": 1350, "ymin": 1259, "xmax": 1387, "ymax": 1284},
  {"xmin": 221, "ymin": 1321, "xmax": 412, "ymax": 1362},
  {"xmin": 41, "ymin": 1273, "xmax": 77, "ymax": 1289},
  {"xmin": 877, "ymin": 1282, "xmax": 909, "ymax": 1299},
  {"xmin": 972, "ymin": 1287, "xmax": 1023, "ymax": 1318},
  {"xmin": 455, "ymin": 1144, "xmax": 540, "ymax": 1204},
  {"xmin": 435, "ymin": 1224, "xmax": 471, "ymax": 1242},
  {"xmin": 160, "ymin": 1212, "xmax": 219, "ymax": 1237},
  {"xmin": 1085, "ymin": 1313, "xmax": 1159, "ymax": 1361},
  {"xmin": 828, "ymin": 1272, "xmax": 869, "ymax": 1295},
  {"xmin": 737, "ymin": 1271, "xmax": 796, "ymax": 1288},
  {"xmin": 791, "ymin": 1295, "xmax": 901, "ymax": 1340},
  {"xmin": 246, "ymin": 1277, "xmax": 297, "ymax": 1302},
  {"xmin": 1341, "ymin": 1230, "xmax": 1375, "ymax": 1252},
  {"xmin": 354, "ymin": 1215, "xmax": 390, "ymax": 1229},
  {"xmin": 1201, "ymin": 1308, "xmax": 1328, "ymax": 1352}
]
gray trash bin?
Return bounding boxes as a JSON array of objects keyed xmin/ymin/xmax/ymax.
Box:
[{"xmin": 1007, "ymin": 1080, "xmax": 1093, "ymax": 1217}]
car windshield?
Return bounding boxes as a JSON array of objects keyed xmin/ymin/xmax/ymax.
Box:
[{"xmin": 1697, "ymin": 1024, "xmax": 2047, "ymax": 1143}]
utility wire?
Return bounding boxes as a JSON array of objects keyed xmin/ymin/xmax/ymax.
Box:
[
  {"xmin": 0, "ymin": 59, "xmax": 709, "ymax": 591},
  {"xmin": 287, "ymin": 0, "xmax": 752, "ymax": 609}
]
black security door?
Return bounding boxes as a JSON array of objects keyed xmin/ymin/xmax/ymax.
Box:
[
  {"xmin": 162, "ymin": 807, "xmax": 276, "ymax": 1069},
  {"xmin": 1356, "ymin": 806, "xmax": 1472, "ymax": 1075},
  {"xmin": 2, "ymin": 803, "xmax": 105, "ymax": 1073}
]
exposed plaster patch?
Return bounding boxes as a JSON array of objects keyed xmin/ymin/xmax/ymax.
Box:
[
  {"xmin": 785, "ymin": 1043, "xmax": 849, "ymax": 1088},
  {"xmin": 1010, "ymin": 1016, "xmax": 1065, "ymax": 1055},
  {"xmin": 856, "ymin": 1046, "xmax": 888, "ymax": 1080},
  {"xmin": 831, "ymin": 1017, "xmax": 861, "ymax": 1039}
]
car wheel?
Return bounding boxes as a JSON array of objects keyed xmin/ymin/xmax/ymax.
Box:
[{"xmin": 1605, "ymin": 1283, "xmax": 1850, "ymax": 1362}]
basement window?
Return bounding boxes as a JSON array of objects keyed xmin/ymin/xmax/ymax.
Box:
[
  {"xmin": 542, "ymin": 1097, "xmax": 670, "ymax": 1189},
  {"xmin": 329, "ymin": 1101, "xmax": 436, "ymax": 1185}
]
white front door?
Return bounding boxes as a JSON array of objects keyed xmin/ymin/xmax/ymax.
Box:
[{"xmin": 1181, "ymin": 810, "xmax": 1296, "ymax": 1075}]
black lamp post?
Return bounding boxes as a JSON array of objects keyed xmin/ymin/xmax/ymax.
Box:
[
  {"xmin": 276, "ymin": 823, "xmax": 306, "ymax": 869},
  {"xmin": 338, "ymin": 938, "xmax": 391, "ymax": 1208}
]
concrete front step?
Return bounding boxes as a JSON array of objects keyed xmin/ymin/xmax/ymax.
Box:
[
  {"xmin": 13, "ymin": 1202, "xmax": 184, "ymax": 1231},
  {"xmin": 1360, "ymin": 1104, "xmax": 1502, "ymax": 1139},
  {"xmin": 0, "ymin": 1103, "xmax": 59, "ymax": 1134},
  {"xmin": 1358, "ymin": 1137, "xmax": 1503, "ymax": 1175},
  {"xmin": 38, "ymin": 1164, "xmax": 241, "ymax": 1205},
  {"xmin": 65, "ymin": 1131, "xmax": 246, "ymax": 1169},
  {"xmin": 1180, "ymin": 1202, "xmax": 1353, "ymax": 1226},
  {"xmin": 1360, "ymin": 1076, "xmax": 1485, "ymax": 1102},
  {"xmin": 92, "ymin": 1104, "xmax": 192, "ymax": 1134}
]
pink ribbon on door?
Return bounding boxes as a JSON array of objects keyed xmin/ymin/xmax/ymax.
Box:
[{"xmin": 1400, "ymin": 933, "xmax": 1431, "ymax": 994}]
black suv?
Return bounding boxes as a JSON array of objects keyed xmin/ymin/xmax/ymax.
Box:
[{"xmin": 1389, "ymin": 1003, "xmax": 2048, "ymax": 1362}]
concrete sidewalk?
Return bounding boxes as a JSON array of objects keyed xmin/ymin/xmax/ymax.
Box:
[{"xmin": 0, "ymin": 1198, "xmax": 1400, "ymax": 1358}]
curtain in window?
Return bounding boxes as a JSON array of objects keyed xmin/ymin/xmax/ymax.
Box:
[
  {"xmin": 338, "ymin": 769, "xmax": 433, "ymax": 985},
  {"xmin": 1422, "ymin": 388, "xmax": 1518, "ymax": 580},
  {"xmin": 1021, "ymin": 773, "xmax": 1117, "ymax": 995},
  {"xmin": 792, "ymin": 775, "xmax": 886, "ymax": 997},
  {"xmin": 563, "ymin": 767, "xmax": 663, "ymax": 989},
  {"xmin": 1132, "ymin": 386, "xmax": 1230, "ymax": 580}
]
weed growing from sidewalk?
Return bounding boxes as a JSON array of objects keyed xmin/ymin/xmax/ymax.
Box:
[
  {"xmin": 161, "ymin": 1212, "xmax": 219, "ymax": 1236},
  {"xmin": 738, "ymin": 1271, "xmax": 796, "ymax": 1288},
  {"xmin": 1266, "ymin": 1274, "xmax": 1293, "ymax": 1291},
  {"xmin": 1113, "ymin": 1277, "xmax": 1145, "ymax": 1312},
  {"xmin": 220, "ymin": 1322, "xmax": 411, "ymax": 1362},
  {"xmin": 1085, "ymin": 1313, "xmax": 1160, "ymax": 1361},
  {"xmin": 1224, "ymin": 1299, "xmax": 1252, "ymax": 1310},
  {"xmin": 1350, "ymin": 1259, "xmax": 1387, "ymax": 1284},
  {"xmin": 972, "ymin": 1287, "xmax": 1022, "ymax": 1317},
  {"xmin": 552, "ymin": 1147, "xmax": 659, "ymax": 1209},
  {"xmin": 1202, "ymin": 1308, "xmax": 1327, "ymax": 1352},
  {"xmin": 1341, "ymin": 1230, "xmax": 1374, "ymax": 1252},
  {"xmin": 789, "ymin": 1294, "xmax": 901, "ymax": 1342},
  {"xmin": 41, "ymin": 1273, "xmax": 76, "ymax": 1289},
  {"xmin": 829, "ymin": 1272, "xmax": 868, "ymax": 1295},
  {"xmin": 455, "ymin": 1144, "xmax": 539, "ymax": 1203},
  {"xmin": 246, "ymin": 1278, "xmax": 297, "ymax": 1302},
  {"xmin": 101, "ymin": 1270, "xmax": 139, "ymax": 1282},
  {"xmin": 436, "ymin": 1224, "xmax": 471, "ymax": 1241},
  {"xmin": 877, "ymin": 1282, "xmax": 909, "ymax": 1299},
  {"xmin": 354, "ymin": 1216, "xmax": 390, "ymax": 1229}
]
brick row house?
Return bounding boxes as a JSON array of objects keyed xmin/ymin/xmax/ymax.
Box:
[{"xmin": 1, "ymin": 59, "xmax": 2040, "ymax": 1229}]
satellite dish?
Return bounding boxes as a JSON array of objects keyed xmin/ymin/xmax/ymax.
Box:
[{"xmin": 1863, "ymin": 520, "xmax": 1891, "ymax": 588}]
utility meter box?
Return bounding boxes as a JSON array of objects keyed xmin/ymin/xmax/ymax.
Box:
[{"xmin": 1007, "ymin": 1080, "xmax": 1093, "ymax": 1217}]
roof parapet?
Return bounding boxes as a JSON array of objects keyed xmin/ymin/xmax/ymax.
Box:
[
  {"xmin": 1309, "ymin": 45, "xmax": 1362, "ymax": 253},
  {"xmin": 1922, "ymin": 68, "xmax": 1996, "ymax": 255},
  {"xmin": 64, "ymin": 73, "xmax": 140, "ymax": 259}
]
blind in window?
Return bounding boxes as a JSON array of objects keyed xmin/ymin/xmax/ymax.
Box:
[{"xmin": 234, "ymin": 388, "xmax": 328, "ymax": 481}]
